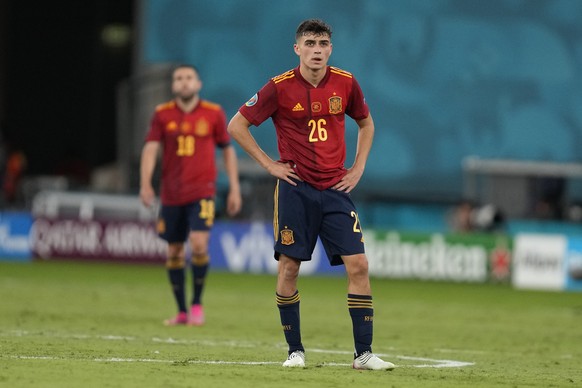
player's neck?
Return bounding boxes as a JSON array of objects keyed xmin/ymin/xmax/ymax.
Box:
[
  {"xmin": 299, "ymin": 65, "xmax": 327, "ymax": 87},
  {"xmin": 176, "ymin": 95, "xmax": 200, "ymax": 112}
]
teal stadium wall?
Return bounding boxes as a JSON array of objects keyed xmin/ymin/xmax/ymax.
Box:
[{"xmin": 140, "ymin": 0, "xmax": 582, "ymax": 226}]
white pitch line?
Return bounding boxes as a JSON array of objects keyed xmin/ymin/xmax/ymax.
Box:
[
  {"xmin": 309, "ymin": 348, "xmax": 474, "ymax": 368},
  {"xmin": 2, "ymin": 330, "xmax": 474, "ymax": 368},
  {"xmin": 94, "ymin": 358, "xmax": 281, "ymax": 366},
  {"xmin": 8, "ymin": 355, "xmax": 472, "ymax": 368},
  {"xmin": 10, "ymin": 356, "xmax": 280, "ymax": 365}
]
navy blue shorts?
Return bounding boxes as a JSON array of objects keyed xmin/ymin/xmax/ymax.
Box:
[
  {"xmin": 157, "ymin": 198, "xmax": 215, "ymax": 243},
  {"xmin": 274, "ymin": 179, "xmax": 365, "ymax": 266}
]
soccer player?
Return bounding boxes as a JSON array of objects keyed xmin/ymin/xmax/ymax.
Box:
[
  {"xmin": 140, "ymin": 64, "xmax": 242, "ymax": 326},
  {"xmin": 227, "ymin": 19, "xmax": 394, "ymax": 370}
]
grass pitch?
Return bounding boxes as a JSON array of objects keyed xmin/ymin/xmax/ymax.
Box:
[{"xmin": 1, "ymin": 260, "xmax": 581, "ymax": 387}]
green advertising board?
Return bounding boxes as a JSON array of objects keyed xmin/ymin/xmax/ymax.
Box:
[{"xmin": 365, "ymin": 231, "xmax": 512, "ymax": 283}]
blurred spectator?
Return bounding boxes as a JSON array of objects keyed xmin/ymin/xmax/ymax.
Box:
[
  {"xmin": 529, "ymin": 176, "xmax": 566, "ymax": 220},
  {"xmin": 449, "ymin": 199, "xmax": 504, "ymax": 233},
  {"xmin": 2, "ymin": 147, "xmax": 27, "ymax": 204},
  {"xmin": 449, "ymin": 199, "xmax": 475, "ymax": 232}
]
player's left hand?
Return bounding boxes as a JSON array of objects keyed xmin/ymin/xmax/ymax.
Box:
[
  {"xmin": 226, "ymin": 190, "xmax": 242, "ymax": 217},
  {"xmin": 331, "ymin": 167, "xmax": 364, "ymax": 193}
]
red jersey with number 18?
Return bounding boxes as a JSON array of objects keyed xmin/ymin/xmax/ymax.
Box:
[
  {"xmin": 145, "ymin": 99, "xmax": 230, "ymax": 205},
  {"xmin": 238, "ymin": 66, "xmax": 369, "ymax": 190}
]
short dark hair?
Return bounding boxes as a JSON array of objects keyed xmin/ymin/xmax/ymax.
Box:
[
  {"xmin": 295, "ymin": 19, "xmax": 332, "ymax": 41},
  {"xmin": 172, "ymin": 64, "xmax": 200, "ymax": 78}
]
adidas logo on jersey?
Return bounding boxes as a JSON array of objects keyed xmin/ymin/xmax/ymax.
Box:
[{"xmin": 292, "ymin": 103, "xmax": 304, "ymax": 111}]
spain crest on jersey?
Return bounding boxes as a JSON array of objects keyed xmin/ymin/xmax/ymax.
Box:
[
  {"xmin": 329, "ymin": 96, "xmax": 342, "ymax": 114},
  {"xmin": 195, "ymin": 119, "xmax": 209, "ymax": 136},
  {"xmin": 280, "ymin": 228, "xmax": 295, "ymax": 245}
]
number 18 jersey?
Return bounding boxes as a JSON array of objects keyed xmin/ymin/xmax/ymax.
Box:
[
  {"xmin": 145, "ymin": 99, "xmax": 230, "ymax": 205},
  {"xmin": 238, "ymin": 66, "xmax": 370, "ymax": 190}
]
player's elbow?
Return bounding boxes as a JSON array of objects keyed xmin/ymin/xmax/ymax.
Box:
[{"xmin": 227, "ymin": 113, "xmax": 250, "ymax": 138}]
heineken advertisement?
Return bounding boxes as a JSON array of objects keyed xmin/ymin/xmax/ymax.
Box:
[{"xmin": 364, "ymin": 231, "xmax": 512, "ymax": 283}]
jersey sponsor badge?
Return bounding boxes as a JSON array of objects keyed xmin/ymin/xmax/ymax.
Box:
[
  {"xmin": 245, "ymin": 93, "xmax": 258, "ymax": 107},
  {"xmin": 180, "ymin": 121, "xmax": 192, "ymax": 133},
  {"xmin": 311, "ymin": 102, "xmax": 322, "ymax": 112},
  {"xmin": 280, "ymin": 228, "xmax": 295, "ymax": 245}
]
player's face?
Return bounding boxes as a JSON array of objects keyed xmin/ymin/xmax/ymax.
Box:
[
  {"xmin": 172, "ymin": 67, "xmax": 202, "ymax": 101},
  {"xmin": 294, "ymin": 33, "xmax": 332, "ymax": 71}
]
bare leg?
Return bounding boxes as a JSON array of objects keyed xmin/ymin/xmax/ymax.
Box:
[
  {"xmin": 277, "ymin": 254, "xmax": 300, "ymax": 295},
  {"xmin": 343, "ymin": 253, "xmax": 371, "ymax": 295}
]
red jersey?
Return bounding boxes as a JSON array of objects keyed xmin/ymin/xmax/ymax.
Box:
[
  {"xmin": 145, "ymin": 99, "xmax": 230, "ymax": 205},
  {"xmin": 239, "ymin": 66, "xmax": 369, "ymax": 190}
]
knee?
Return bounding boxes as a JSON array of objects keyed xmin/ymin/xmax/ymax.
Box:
[
  {"xmin": 191, "ymin": 243, "xmax": 206, "ymax": 256},
  {"xmin": 279, "ymin": 257, "xmax": 300, "ymax": 280},
  {"xmin": 166, "ymin": 244, "xmax": 185, "ymax": 269},
  {"xmin": 346, "ymin": 254, "xmax": 369, "ymax": 278}
]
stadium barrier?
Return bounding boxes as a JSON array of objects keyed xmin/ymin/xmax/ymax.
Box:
[
  {"xmin": 24, "ymin": 191, "xmax": 508, "ymax": 281},
  {"xmin": 512, "ymin": 233, "xmax": 582, "ymax": 292},
  {"xmin": 0, "ymin": 211, "xmax": 32, "ymax": 261},
  {"xmin": 1, "ymin": 191, "xmax": 578, "ymax": 291}
]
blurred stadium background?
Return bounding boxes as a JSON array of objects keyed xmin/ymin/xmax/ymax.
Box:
[{"xmin": 0, "ymin": 0, "xmax": 581, "ymax": 291}]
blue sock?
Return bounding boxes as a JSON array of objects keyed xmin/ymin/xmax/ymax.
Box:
[
  {"xmin": 276, "ymin": 291, "xmax": 304, "ymax": 354},
  {"xmin": 168, "ymin": 268, "xmax": 186, "ymax": 313},
  {"xmin": 191, "ymin": 263, "xmax": 208, "ymax": 305},
  {"xmin": 348, "ymin": 294, "xmax": 374, "ymax": 357}
]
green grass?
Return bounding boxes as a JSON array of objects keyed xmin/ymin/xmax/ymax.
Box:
[{"xmin": 1, "ymin": 260, "xmax": 581, "ymax": 387}]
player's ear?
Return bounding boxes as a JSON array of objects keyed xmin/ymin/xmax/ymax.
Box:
[{"xmin": 293, "ymin": 43, "xmax": 300, "ymax": 56}]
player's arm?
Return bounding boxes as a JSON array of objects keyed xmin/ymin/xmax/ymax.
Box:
[
  {"xmin": 221, "ymin": 145, "xmax": 242, "ymax": 216},
  {"xmin": 331, "ymin": 113, "xmax": 374, "ymax": 193},
  {"xmin": 139, "ymin": 140, "xmax": 160, "ymax": 207},
  {"xmin": 227, "ymin": 112, "xmax": 299, "ymax": 186}
]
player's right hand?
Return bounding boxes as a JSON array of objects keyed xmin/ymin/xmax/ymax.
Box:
[{"xmin": 268, "ymin": 161, "xmax": 299, "ymax": 186}]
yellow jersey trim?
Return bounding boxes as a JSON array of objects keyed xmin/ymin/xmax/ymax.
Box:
[
  {"xmin": 272, "ymin": 69, "xmax": 295, "ymax": 84},
  {"xmin": 330, "ymin": 66, "xmax": 353, "ymax": 78},
  {"xmin": 155, "ymin": 100, "xmax": 176, "ymax": 112}
]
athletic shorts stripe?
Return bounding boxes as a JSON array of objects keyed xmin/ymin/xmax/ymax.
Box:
[{"xmin": 273, "ymin": 180, "xmax": 280, "ymax": 242}]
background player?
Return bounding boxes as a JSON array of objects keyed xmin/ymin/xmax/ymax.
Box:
[
  {"xmin": 227, "ymin": 19, "xmax": 394, "ymax": 370},
  {"xmin": 140, "ymin": 64, "xmax": 242, "ymax": 326}
]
